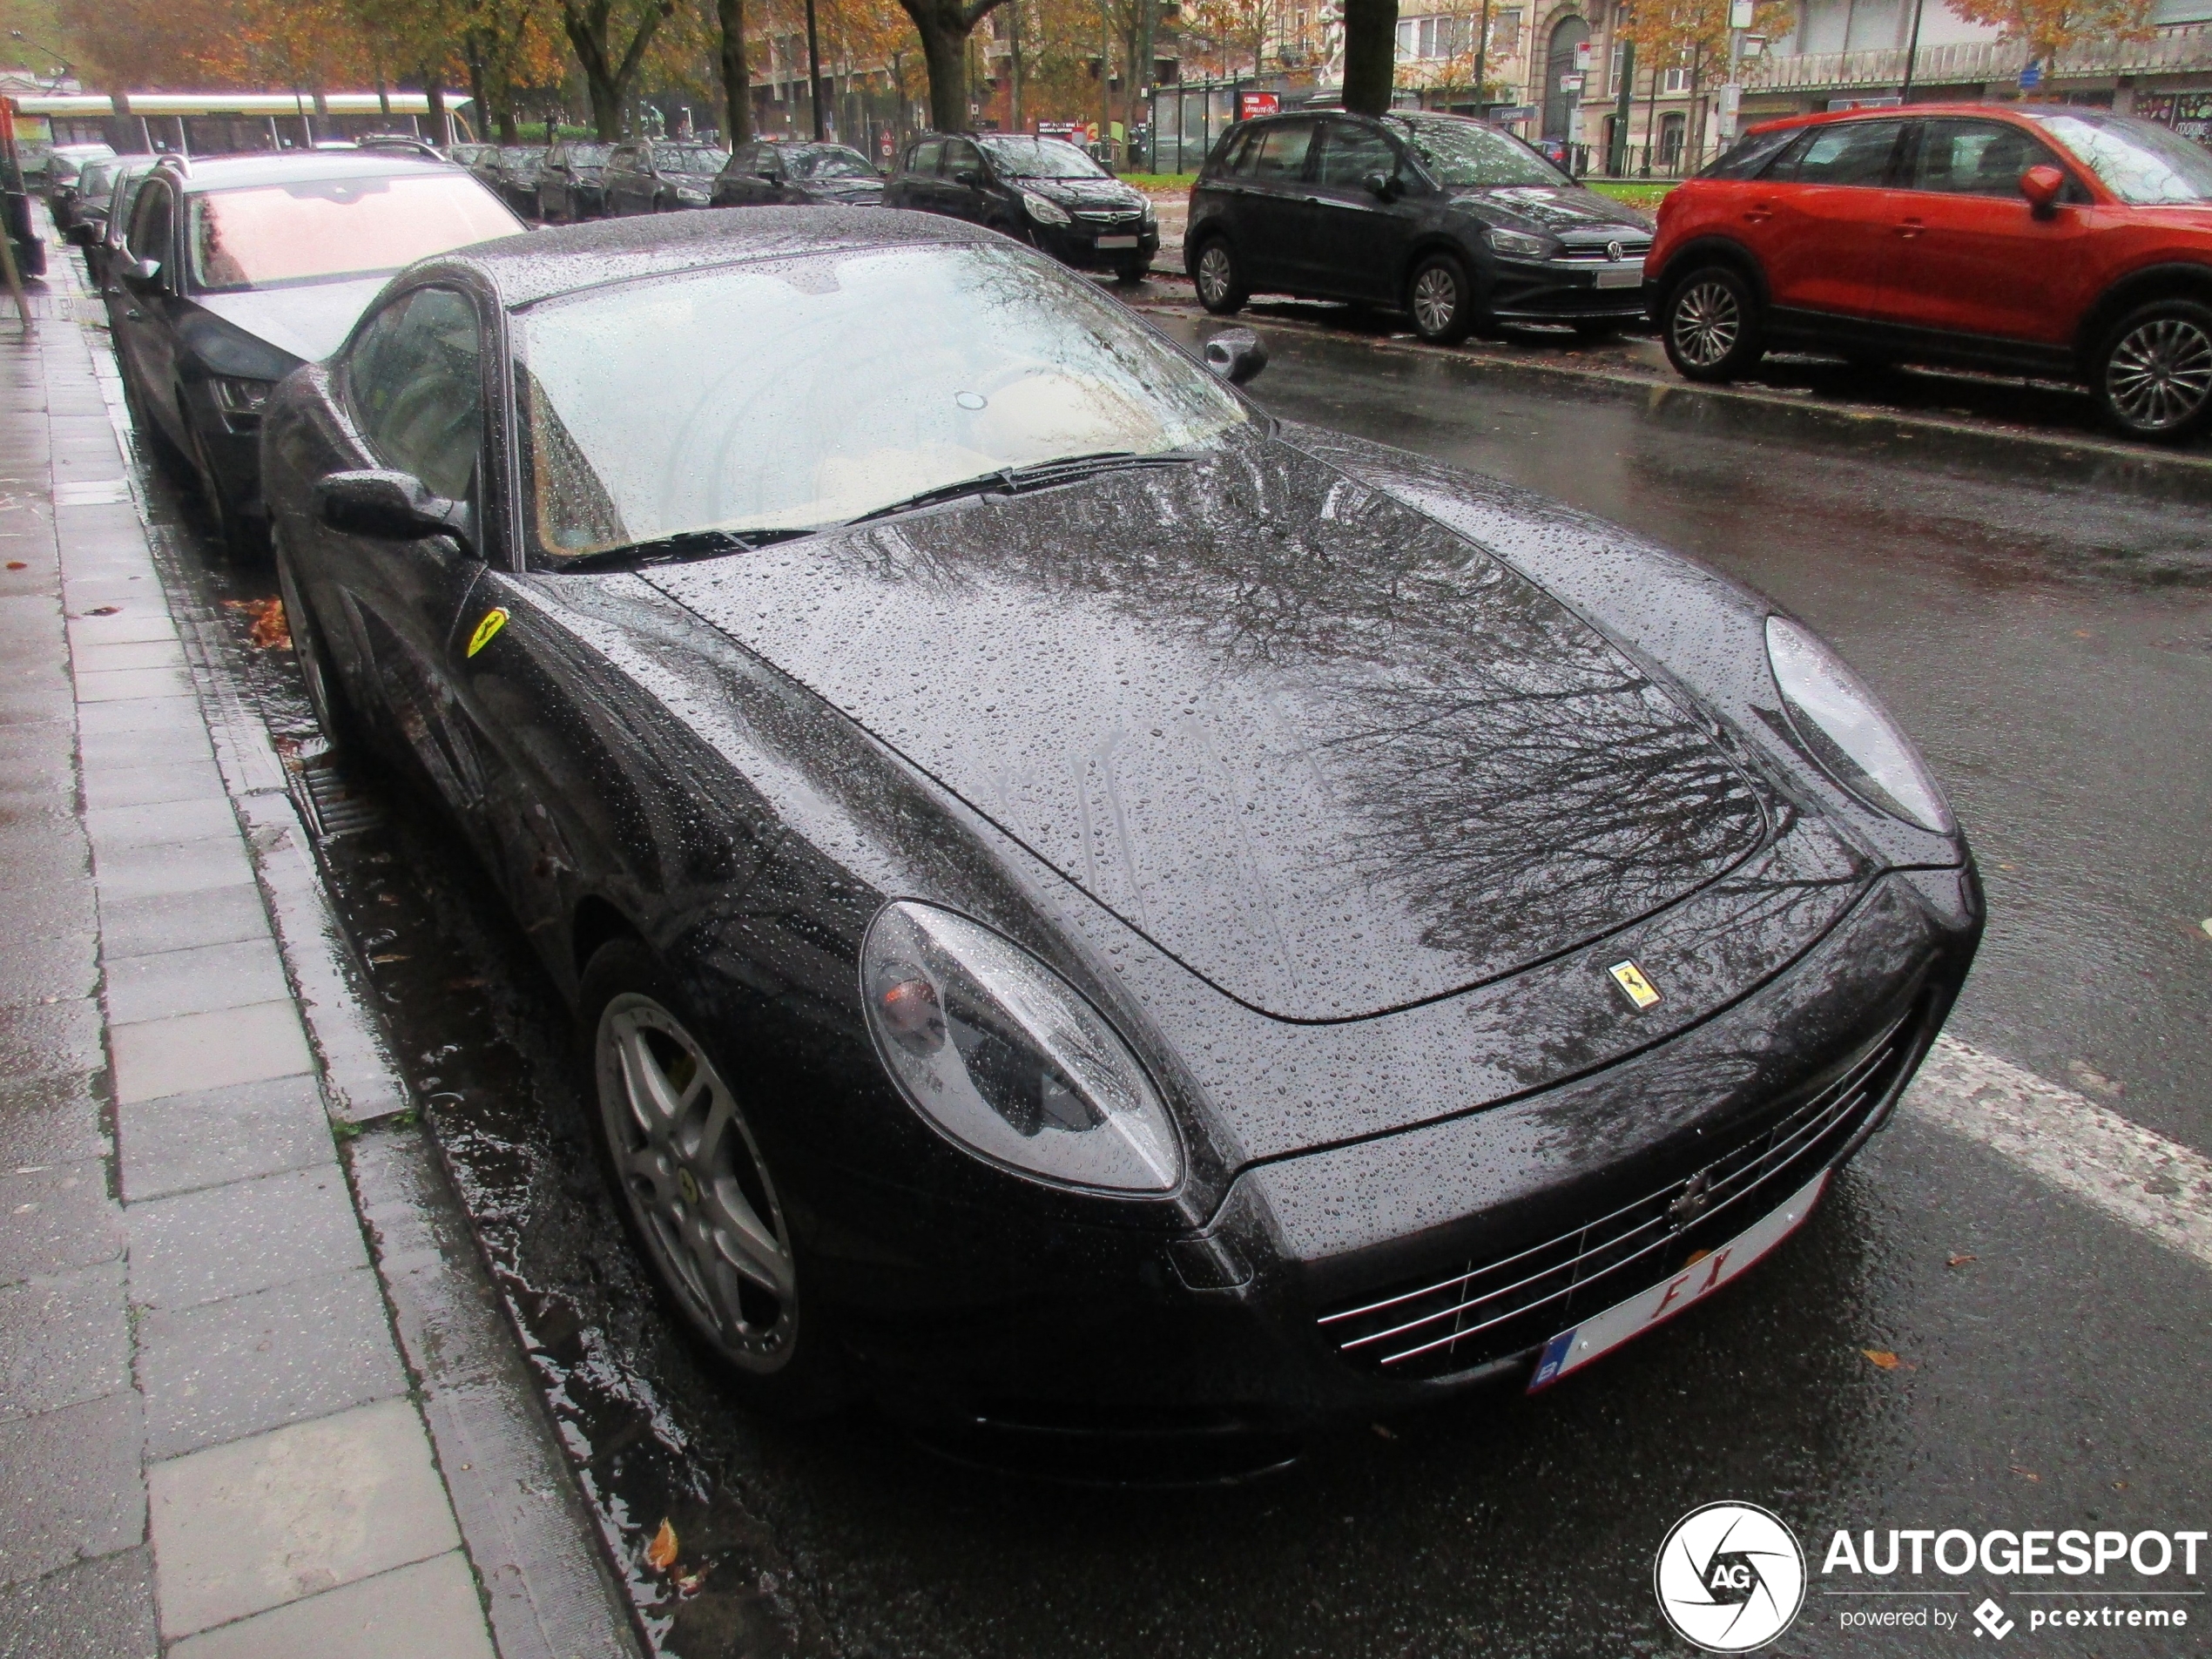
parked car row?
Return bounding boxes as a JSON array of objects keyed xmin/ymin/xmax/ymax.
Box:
[{"xmin": 1179, "ymin": 103, "xmax": 2211, "ymax": 442}]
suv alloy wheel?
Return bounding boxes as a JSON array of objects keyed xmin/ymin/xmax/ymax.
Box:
[
  {"xmin": 1195, "ymin": 236, "xmax": 1247, "ymax": 315},
  {"xmin": 2095, "ymin": 299, "xmax": 2212, "ymax": 442},
  {"xmin": 1663, "ymin": 265, "xmax": 1765, "ymax": 382}
]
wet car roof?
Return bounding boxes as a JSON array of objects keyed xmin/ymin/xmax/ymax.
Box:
[
  {"xmin": 446, "ymin": 206, "xmax": 987, "ymax": 310},
  {"xmin": 161, "ymin": 153, "xmax": 465, "ymax": 194}
]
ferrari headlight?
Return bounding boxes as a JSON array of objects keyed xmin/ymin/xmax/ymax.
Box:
[
  {"xmin": 1485, "ymin": 226, "xmax": 1556, "ymax": 259},
  {"xmin": 861, "ymin": 901, "xmax": 1181, "ymax": 1193},
  {"xmin": 1021, "ymin": 190, "xmax": 1071, "ymax": 226},
  {"xmin": 1765, "ymin": 615, "xmax": 1952, "ymax": 833}
]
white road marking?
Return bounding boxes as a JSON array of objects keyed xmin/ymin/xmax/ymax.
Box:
[{"xmin": 1902, "ymin": 1035, "xmax": 2212, "ymax": 1271}]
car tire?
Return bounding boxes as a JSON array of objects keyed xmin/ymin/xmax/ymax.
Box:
[
  {"xmin": 2093, "ymin": 298, "xmax": 2212, "ymax": 443},
  {"xmin": 274, "ymin": 530, "xmax": 362, "ymax": 758},
  {"xmin": 1662, "ymin": 265, "xmax": 1765, "ymax": 382},
  {"xmin": 120, "ymin": 369, "xmax": 189, "ymax": 482},
  {"xmin": 185, "ymin": 415, "xmax": 263, "ymax": 564},
  {"xmin": 1193, "ymin": 236, "xmax": 1248, "ymax": 315},
  {"xmin": 579, "ymin": 938, "xmax": 849, "ymax": 1419},
  {"xmin": 1406, "ymin": 253, "xmax": 1477, "ymax": 346}
]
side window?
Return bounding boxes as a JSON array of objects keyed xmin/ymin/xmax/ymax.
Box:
[
  {"xmin": 346, "ymin": 287, "xmax": 482, "ymax": 507},
  {"xmin": 941, "ymin": 138, "xmax": 981, "ymax": 177},
  {"xmin": 610, "ymin": 144, "xmax": 638, "ymax": 172},
  {"xmin": 729, "ymin": 144, "xmax": 758, "ymax": 173},
  {"xmin": 907, "ymin": 138, "xmax": 943, "ymax": 176},
  {"xmin": 1315, "ymin": 121, "xmax": 1399, "ymax": 187},
  {"xmin": 125, "ymin": 182, "xmax": 172, "ymax": 269},
  {"xmin": 1250, "ymin": 121, "xmax": 1317, "ymax": 181},
  {"xmin": 1699, "ymin": 124, "xmax": 1804, "ymax": 180},
  {"xmin": 1220, "ymin": 127, "xmax": 1260, "ymax": 177},
  {"xmin": 1908, "ymin": 118, "xmax": 2060, "ymax": 197},
  {"xmin": 1777, "ymin": 119, "xmax": 1904, "ymax": 187}
]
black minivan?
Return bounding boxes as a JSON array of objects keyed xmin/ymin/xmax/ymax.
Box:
[
  {"xmin": 884, "ymin": 133, "xmax": 1157, "ymax": 280},
  {"xmin": 1185, "ymin": 111, "xmax": 1655, "ymax": 342}
]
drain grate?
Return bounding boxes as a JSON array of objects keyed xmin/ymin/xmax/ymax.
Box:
[{"xmin": 293, "ymin": 752, "xmax": 388, "ymax": 840}]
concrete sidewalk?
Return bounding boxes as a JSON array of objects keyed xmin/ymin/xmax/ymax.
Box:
[{"xmin": 0, "ymin": 256, "xmax": 628, "ymax": 1655}]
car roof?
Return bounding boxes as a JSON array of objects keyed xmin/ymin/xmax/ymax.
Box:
[
  {"xmin": 1744, "ymin": 100, "xmax": 2044, "ymax": 137},
  {"xmin": 155, "ymin": 152, "xmax": 469, "ymax": 193},
  {"xmin": 426, "ymin": 205, "xmax": 989, "ymax": 311}
]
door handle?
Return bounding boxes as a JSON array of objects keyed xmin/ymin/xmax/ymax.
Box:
[
  {"xmin": 124, "ymin": 308, "xmax": 142, "ymax": 320},
  {"xmin": 1896, "ymin": 217, "xmax": 1925, "ymax": 238},
  {"xmin": 1743, "ymin": 202, "xmax": 1772, "ymax": 223}
]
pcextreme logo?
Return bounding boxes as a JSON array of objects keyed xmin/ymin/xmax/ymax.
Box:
[{"xmin": 1656, "ymin": 1502, "xmax": 1809, "ymax": 1652}]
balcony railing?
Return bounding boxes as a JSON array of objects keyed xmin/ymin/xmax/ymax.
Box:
[{"xmin": 1743, "ymin": 21, "xmax": 2212, "ymax": 91}]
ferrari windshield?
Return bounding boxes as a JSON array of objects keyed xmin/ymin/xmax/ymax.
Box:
[
  {"xmin": 514, "ymin": 240, "xmax": 1247, "ymax": 562},
  {"xmin": 1389, "ymin": 116, "xmax": 1568, "ymax": 187},
  {"xmin": 185, "ymin": 172, "xmax": 521, "ymax": 293},
  {"xmin": 2028, "ymin": 111, "xmax": 2212, "ymax": 204},
  {"xmin": 978, "ymin": 137, "xmax": 1108, "ymax": 179}
]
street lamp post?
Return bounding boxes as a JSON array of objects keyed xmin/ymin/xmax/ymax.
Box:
[
  {"xmin": 804, "ymin": 0, "xmax": 826, "ymax": 140},
  {"xmin": 1898, "ymin": 0, "xmax": 1925, "ymax": 101}
]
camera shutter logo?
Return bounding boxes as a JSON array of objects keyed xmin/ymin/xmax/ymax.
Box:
[{"xmin": 1654, "ymin": 1502, "xmax": 1807, "ymax": 1652}]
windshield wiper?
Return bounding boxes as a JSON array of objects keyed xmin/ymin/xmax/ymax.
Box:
[
  {"xmin": 847, "ymin": 449, "xmax": 1198, "ymax": 527},
  {"xmin": 555, "ymin": 525, "xmax": 815, "ymax": 573}
]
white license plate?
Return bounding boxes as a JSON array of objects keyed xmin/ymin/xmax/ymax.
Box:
[
  {"xmin": 1526, "ymin": 1170, "xmax": 1830, "ymax": 1392},
  {"xmin": 1595, "ymin": 264, "xmax": 1644, "ymax": 289},
  {"xmin": 1096, "ymin": 234, "xmax": 1140, "ymax": 249}
]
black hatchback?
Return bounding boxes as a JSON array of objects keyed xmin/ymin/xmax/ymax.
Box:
[
  {"xmin": 535, "ymin": 139, "xmax": 616, "ymax": 222},
  {"xmin": 1186, "ymin": 111, "xmax": 1655, "ymax": 342},
  {"xmin": 884, "ymin": 132, "xmax": 1157, "ymax": 280},
  {"xmin": 713, "ymin": 140, "xmax": 884, "ymax": 207}
]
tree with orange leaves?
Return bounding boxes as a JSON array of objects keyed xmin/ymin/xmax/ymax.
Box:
[{"xmin": 1946, "ymin": 0, "xmax": 2153, "ymax": 71}]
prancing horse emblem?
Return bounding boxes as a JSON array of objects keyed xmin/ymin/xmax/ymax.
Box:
[{"xmin": 1668, "ymin": 1169, "xmax": 1715, "ymax": 1231}]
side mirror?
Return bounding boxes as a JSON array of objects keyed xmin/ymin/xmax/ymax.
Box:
[
  {"xmin": 1203, "ymin": 326, "xmax": 1268, "ymax": 386},
  {"xmin": 952, "ymin": 167, "xmax": 983, "ymax": 186},
  {"xmin": 315, "ymin": 469, "xmax": 472, "ymax": 550},
  {"xmin": 1362, "ymin": 170, "xmax": 1399, "ymax": 201},
  {"xmin": 118, "ymin": 257, "xmax": 162, "ymax": 292},
  {"xmin": 2020, "ymin": 164, "xmax": 2065, "ymax": 218}
]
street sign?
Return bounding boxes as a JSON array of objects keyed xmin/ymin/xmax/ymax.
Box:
[
  {"xmin": 1574, "ymin": 40, "xmax": 1594, "ymax": 69},
  {"xmin": 1238, "ymin": 91, "xmax": 1280, "ymax": 119},
  {"xmin": 1717, "ymin": 83, "xmax": 1742, "ymax": 118},
  {"xmin": 2019, "ymin": 59, "xmax": 2042, "ymax": 88},
  {"xmin": 1493, "ymin": 104, "xmax": 1539, "ymax": 121},
  {"xmin": 1560, "ymin": 71, "xmax": 1585, "ymax": 91},
  {"xmin": 1730, "ymin": 0, "xmax": 1755, "ymax": 28}
]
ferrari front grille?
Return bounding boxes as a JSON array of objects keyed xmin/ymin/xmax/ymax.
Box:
[{"xmin": 1317, "ymin": 1015, "xmax": 1917, "ymax": 1377}]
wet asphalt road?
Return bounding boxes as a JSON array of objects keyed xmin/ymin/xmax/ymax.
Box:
[{"xmin": 148, "ymin": 320, "xmax": 2212, "ymax": 1659}]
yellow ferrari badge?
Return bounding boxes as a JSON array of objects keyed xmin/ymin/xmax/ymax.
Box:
[
  {"xmin": 466, "ymin": 608, "xmax": 509, "ymax": 658},
  {"xmin": 1608, "ymin": 960, "xmax": 1661, "ymax": 1011}
]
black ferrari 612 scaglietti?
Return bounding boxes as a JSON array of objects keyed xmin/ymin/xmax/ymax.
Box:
[{"xmin": 262, "ymin": 207, "xmax": 1980, "ymax": 1453}]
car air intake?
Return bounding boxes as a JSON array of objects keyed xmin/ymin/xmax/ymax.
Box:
[{"xmin": 1317, "ymin": 1010, "xmax": 1921, "ymax": 1378}]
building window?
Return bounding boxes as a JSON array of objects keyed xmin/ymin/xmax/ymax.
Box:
[
  {"xmin": 1660, "ymin": 64, "xmax": 1692, "ymax": 93},
  {"xmin": 1659, "ymin": 109, "xmax": 1687, "ymax": 165}
]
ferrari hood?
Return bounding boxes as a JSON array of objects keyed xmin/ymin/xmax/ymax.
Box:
[{"xmin": 647, "ymin": 435, "xmax": 1766, "ymax": 1022}]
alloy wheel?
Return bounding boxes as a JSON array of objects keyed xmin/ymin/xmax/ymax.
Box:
[
  {"xmin": 1412, "ymin": 265, "xmax": 1460, "ymax": 336},
  {"xmin": 1197, "ymin": 243, "xmax": 1235, "ymax": 307},
  {"xmin": 596, "ymin": 994, "xmax": 797, "ymax": 1371},
  {"xmin": 1672, "ymin": 279, "xmax": 1741, "ymax": 370},
  {"xmin": 2106, "ymin": 316, "xmax": 2212, "ymax": 433}
]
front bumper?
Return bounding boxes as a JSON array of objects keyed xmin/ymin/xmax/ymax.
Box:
[
  {"xmin": 811, "ymin": 864, "xmax": 1979, "ymax": 1433},
  {"xmin": 1485, "ymin": 254, "xmax": 1651, "ymax": 322},
  {"xmin": 1036, "ymin": 220, "xmax": 1160, "ymax": 271}
]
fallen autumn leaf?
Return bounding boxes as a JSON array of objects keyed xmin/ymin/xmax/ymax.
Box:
[{"xmin": 645, "ymin": 1519, "xmax": 678, "ymax": 1573}]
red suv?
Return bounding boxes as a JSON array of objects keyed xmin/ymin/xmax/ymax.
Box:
[{"xmin": 1646, "ymin": 105, "xmax": 2212, "ymax": 441}]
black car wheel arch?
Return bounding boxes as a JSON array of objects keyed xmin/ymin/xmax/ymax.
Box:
[
  {"xmin": 582, "ymin": 936, "xmax": 852, "ymax": 1416},
  {"xmin": 274, "ymin": 532, "xmax": 362, "ymax": 756},
  {"xmin": 1195, "ymin": 235, "xmax": 1247, "ymax": 314},
  {"xmin": 1407, "ymin": 251, "xmax": 1476, "ymax": 344}
]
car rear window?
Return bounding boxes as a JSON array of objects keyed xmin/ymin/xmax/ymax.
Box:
[{"xmin": 185, "ymin": 172, "xmax": 521, "ymax": 293}]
